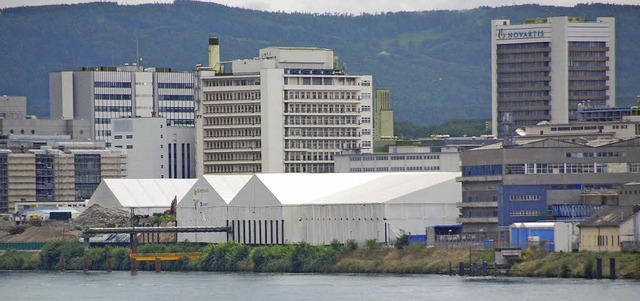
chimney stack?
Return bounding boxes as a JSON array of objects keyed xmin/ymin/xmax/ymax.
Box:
[{"xmin": 208, "ymin": 36, "xmax": 221, "ymax": 74}]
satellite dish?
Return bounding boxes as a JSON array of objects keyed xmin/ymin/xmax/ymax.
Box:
[{"xmin": 515, "ymin": 128, "xmax": 527, "ymax": 136}]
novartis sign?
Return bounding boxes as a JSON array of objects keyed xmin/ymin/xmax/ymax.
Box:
[{"xmin": 497, "ymin": 29, "xmax": 545, "ymax": 40}]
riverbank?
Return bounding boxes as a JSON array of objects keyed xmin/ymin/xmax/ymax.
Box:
[{"xmin": 1, "ymin": 241, "xmax": 639, "ymax": 279}]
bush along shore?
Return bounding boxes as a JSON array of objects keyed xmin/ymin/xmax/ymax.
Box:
[{"xmin": 1, "ymin": 239, "xmax": 639, "ymax": 279}]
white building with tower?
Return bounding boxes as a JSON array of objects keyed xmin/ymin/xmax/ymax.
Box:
[
  {"xmin": 195, "ymin": 37, "xmax": 373, "ymax": 174},
  {"xmin": 50, "ymin": 65, "xmax": 195, "ymax": 145},
  {"xmin": 491, "ymin": 16, "xmax": 615, "ymax": 137}
]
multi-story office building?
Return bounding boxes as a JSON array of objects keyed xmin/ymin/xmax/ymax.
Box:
[
  {"xmin": 50, "ymin": 65, "xmax": 195, "ymax": 145},
  {"xmin": 457, "ymin": 137, "xmax": 640, "ymax": 239},
  {"xmin": 491, "ymin": 16, "xmax": 615, "ymax": 137},
  {"xmin": 0, "ymin": 142, "xmax": 126, "ymax": 213},
  {"xmin": 111, "ymin": 117, "xmax": 195, "ymax": 179},
  {"xmin": 196, "ymin": 42, "xmax": 373, "ymax": 175}
]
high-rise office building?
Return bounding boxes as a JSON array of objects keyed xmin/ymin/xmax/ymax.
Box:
[
  {"xmin": 50, "ymin": 65, "xmax": 195, "ymax": 145},
  {"xmin": 196, "ymin": 42, "xmax": 373, "ymax": 175},
  {"xmin": 491, "ymin": 17, "xmax": 615, "ymax": 137}
]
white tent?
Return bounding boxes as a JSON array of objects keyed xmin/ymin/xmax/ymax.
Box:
[
  {"xmin": 88, "ymin": 178, "xmax": 197, "ymax": 216},
  {"xmin": 176, "ymin": 175, "xmax": 252, "ymax": 242},
  {"xmin": 227, "ymin": 172, "xmax": 461, "ymax": 245}
]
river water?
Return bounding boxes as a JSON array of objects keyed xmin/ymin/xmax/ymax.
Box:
[{"xmin": 1, "ymin": 271, "xmax": 638, "ymax": 300}]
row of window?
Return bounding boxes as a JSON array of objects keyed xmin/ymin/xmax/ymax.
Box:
[
  {"xmin": 568, "ymin": 51, "xmax": 607, "ymax": 58},
  {"xmin": 569, "ymin": 42, "xmax": 606, "ymax": 48},
  {"xmin": 95, "ymin": 106, "xmax": 132, "ymax": 112},
  {"xmin": 204, "ymin": 116, "xmax": 261, "ymax": 126},
  {"xmin": 204, "ymin": 104, "xmax": 260, "ymax": 114},
  {"xmin": 462, "ymin": 164, "xmax": 503, "ymax": 177},
  {"xmin": 497, "ymin": 62, "xmax": 549, "ymax": 70},
  {"xmin": 284, "ymin": 76, "xmax": 358, "ymax": 86},
  {"xmin": 203, "ymin": 128, "xmax": 260, "ymax": 138},
  {"xmin": 203, "ymin": 78, "xmax": 260, "ymax": 87},
  {"xmin": 568, "ymin": 61, "xmax": 607, "ymax": 67},
  {"xmin": 158, "ymin": 107, "xmax": 194, "ymax": 113},
  {"xmin": 550, "ymin": 126, "xmax": 601, "ymax": 131},
  {"xmin": 350, "ymin": 166, "xmax": 441, "ymax": 172},
  {"xmin": 205, "ymin": 152, "xmax": 260, "ymax": 162},
  {"xmin": 205, "ymin": 163, "xmax": 261, "ymax": 174},
  {"xmin": 497, "ymin": 42, "xmax": 549, "ymax": 50},
  {"xmin": 509, "ymin": 194, "xmax": 541, "ymax": 201},
  {"xmin": 510, "ymin": 210, "xmax": 540, "ymax": 217},
  {"xmin": 569, "ymin": 70, "xmax": 607, "ymax": 77},
  {"xmin": 285, "ymin": 90, "xmax": 359, "ymax": 101},
  {"xmin": 285, "ymin": 151, "xmax": 336, "ymax": 161},
  {"xmin": 95, "ymin": 94, "xmax": 132, "ymax": 100},
  {"xmin": 566, "ymin": 152, "xmax": 622, "ymax": 158},
  {"xmin": 285, "ymin": 115, "xmax": 360, "ymax": 126},
  {"xmin": 158, "ymin": 82, "xmax": 194, "ymax": 89},
  {"xmin": 498, "ymin": 71, "xmax": 549, "ymax": 78},
  {"xmin": 285, "ymin": 127, "xmax": 359, "ymax": 138},
  {"xmin": 504, "ymin": 162, "xmax": 640, "ymax": 175},
  {"xmin": 497, "ymin": 90, "xmax": 550, "ymax": 98},
  {"xmin": 205, "ymin": 140, "xmax": 261, "ymax": 150},
  {"xmin": 95, "ymin": 82, "xmax": 132, "ymax": 88},
  {"xmin": 113, "ymin": 134, "xmax": 134, "ymax": 139},
  {"xmin": 350, "ymin": 155, "xmax": 440, "ymax": 161},
  {"xmin": 285, "ymin": 103, "xmax": 359, "ymax": 114},
  {"xmin": 113, "ymin": 145, "xmax": 134, "ymax": 149},
  {"xmin": 204, "ymin": 91, "xmax": 260, "ymax": 101},
  {"xmin": 285, "ymin": 139, "xmax": 360, "ymax": 150},
  {"xmin": 570, "ymin": 90, "xmax": 607, "ymax": 96},
  {"xmin": 158, "ymin": 95, "xmax": 193, "ymax": 101},
  {"xmin": 569, "ymin": 80, "xmax": 606, "ymax": 87},
  {"xmin": 497, "ymin": 52, "xmax": 549, "ymax": 60},
  {"xmin": 498, "ymin": 100, "xmax": 549, "ymax": 109},
  {"xmin": 284, "ymin": 163, "xmax": 334, "ymax": 173},
  {"xmin": 499, "ymin": 81, "xmax": 549, "ymax": 88}
]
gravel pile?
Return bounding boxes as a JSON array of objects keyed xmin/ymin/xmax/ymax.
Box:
[{"xmin": 74, "ymin": 204, "xmax": 131, "ymax": 228}]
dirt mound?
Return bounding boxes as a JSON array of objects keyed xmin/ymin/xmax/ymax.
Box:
[
  {"xmin": 74, "ymin": 204, "xmax": 131, "ymax": 228},
  {"xmin": 4, "ymin": 226, "xmax": 78, "ymax": 242}
]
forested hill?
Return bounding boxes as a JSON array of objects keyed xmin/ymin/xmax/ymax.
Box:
[{"xmin": 1, "ymin": 1, "xmax": 639, "ymax": 125}]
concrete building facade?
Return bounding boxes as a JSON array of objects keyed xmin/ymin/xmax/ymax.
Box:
[
  {"xmin": 111, "ymin": 117, "xmax": 195, "ymax": 179},
  {"xmin": 491, "ymin": 17, "xmax": 615, "ymax": 137},
  {"xmin": 0, "ymin": 96, "xmax": 27, "ymax": 120},
  {"xmin": 0, "ymin": 143, "xmax": 126, "ymax": 213},
  {"xmin": 458, "ymin": 137, "xmax": 640, "ymax": 240},
  {"xmin": 50, "ymin": 65, "xmax": 195, "ymax": 145},
  {"xmin": 196, "ymin": 46, "xmax": 373, "ymax": 175},
  {"xmin": 334, "ymin": 136, "xmax": 499, "ymax": 173}
]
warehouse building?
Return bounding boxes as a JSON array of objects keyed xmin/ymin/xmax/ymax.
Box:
[
  {"xmin": 88, "ymin": 178, "xmax": 196, "ymax": 216},
  {"xmin": 176, "ymin": 172, "xmax": 461, "ymax": 245},
  {"xmin": 177, "ymin": 174, "xmax": 252, "ymax": 242}
]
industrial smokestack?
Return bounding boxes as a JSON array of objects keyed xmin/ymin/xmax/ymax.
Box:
[{"xmin": 208, "ymin": 36, "xmax": 221, "ymax": 73}]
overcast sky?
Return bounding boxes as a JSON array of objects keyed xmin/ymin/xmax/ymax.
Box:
[{"xmin": 2, "ymin": 0, "xmax": 639, "ymax": 14}]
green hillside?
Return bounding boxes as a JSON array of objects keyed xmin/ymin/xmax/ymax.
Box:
[{"xmin": 0, "ymin": 1, "xmax": 638, "ymax": 125}]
